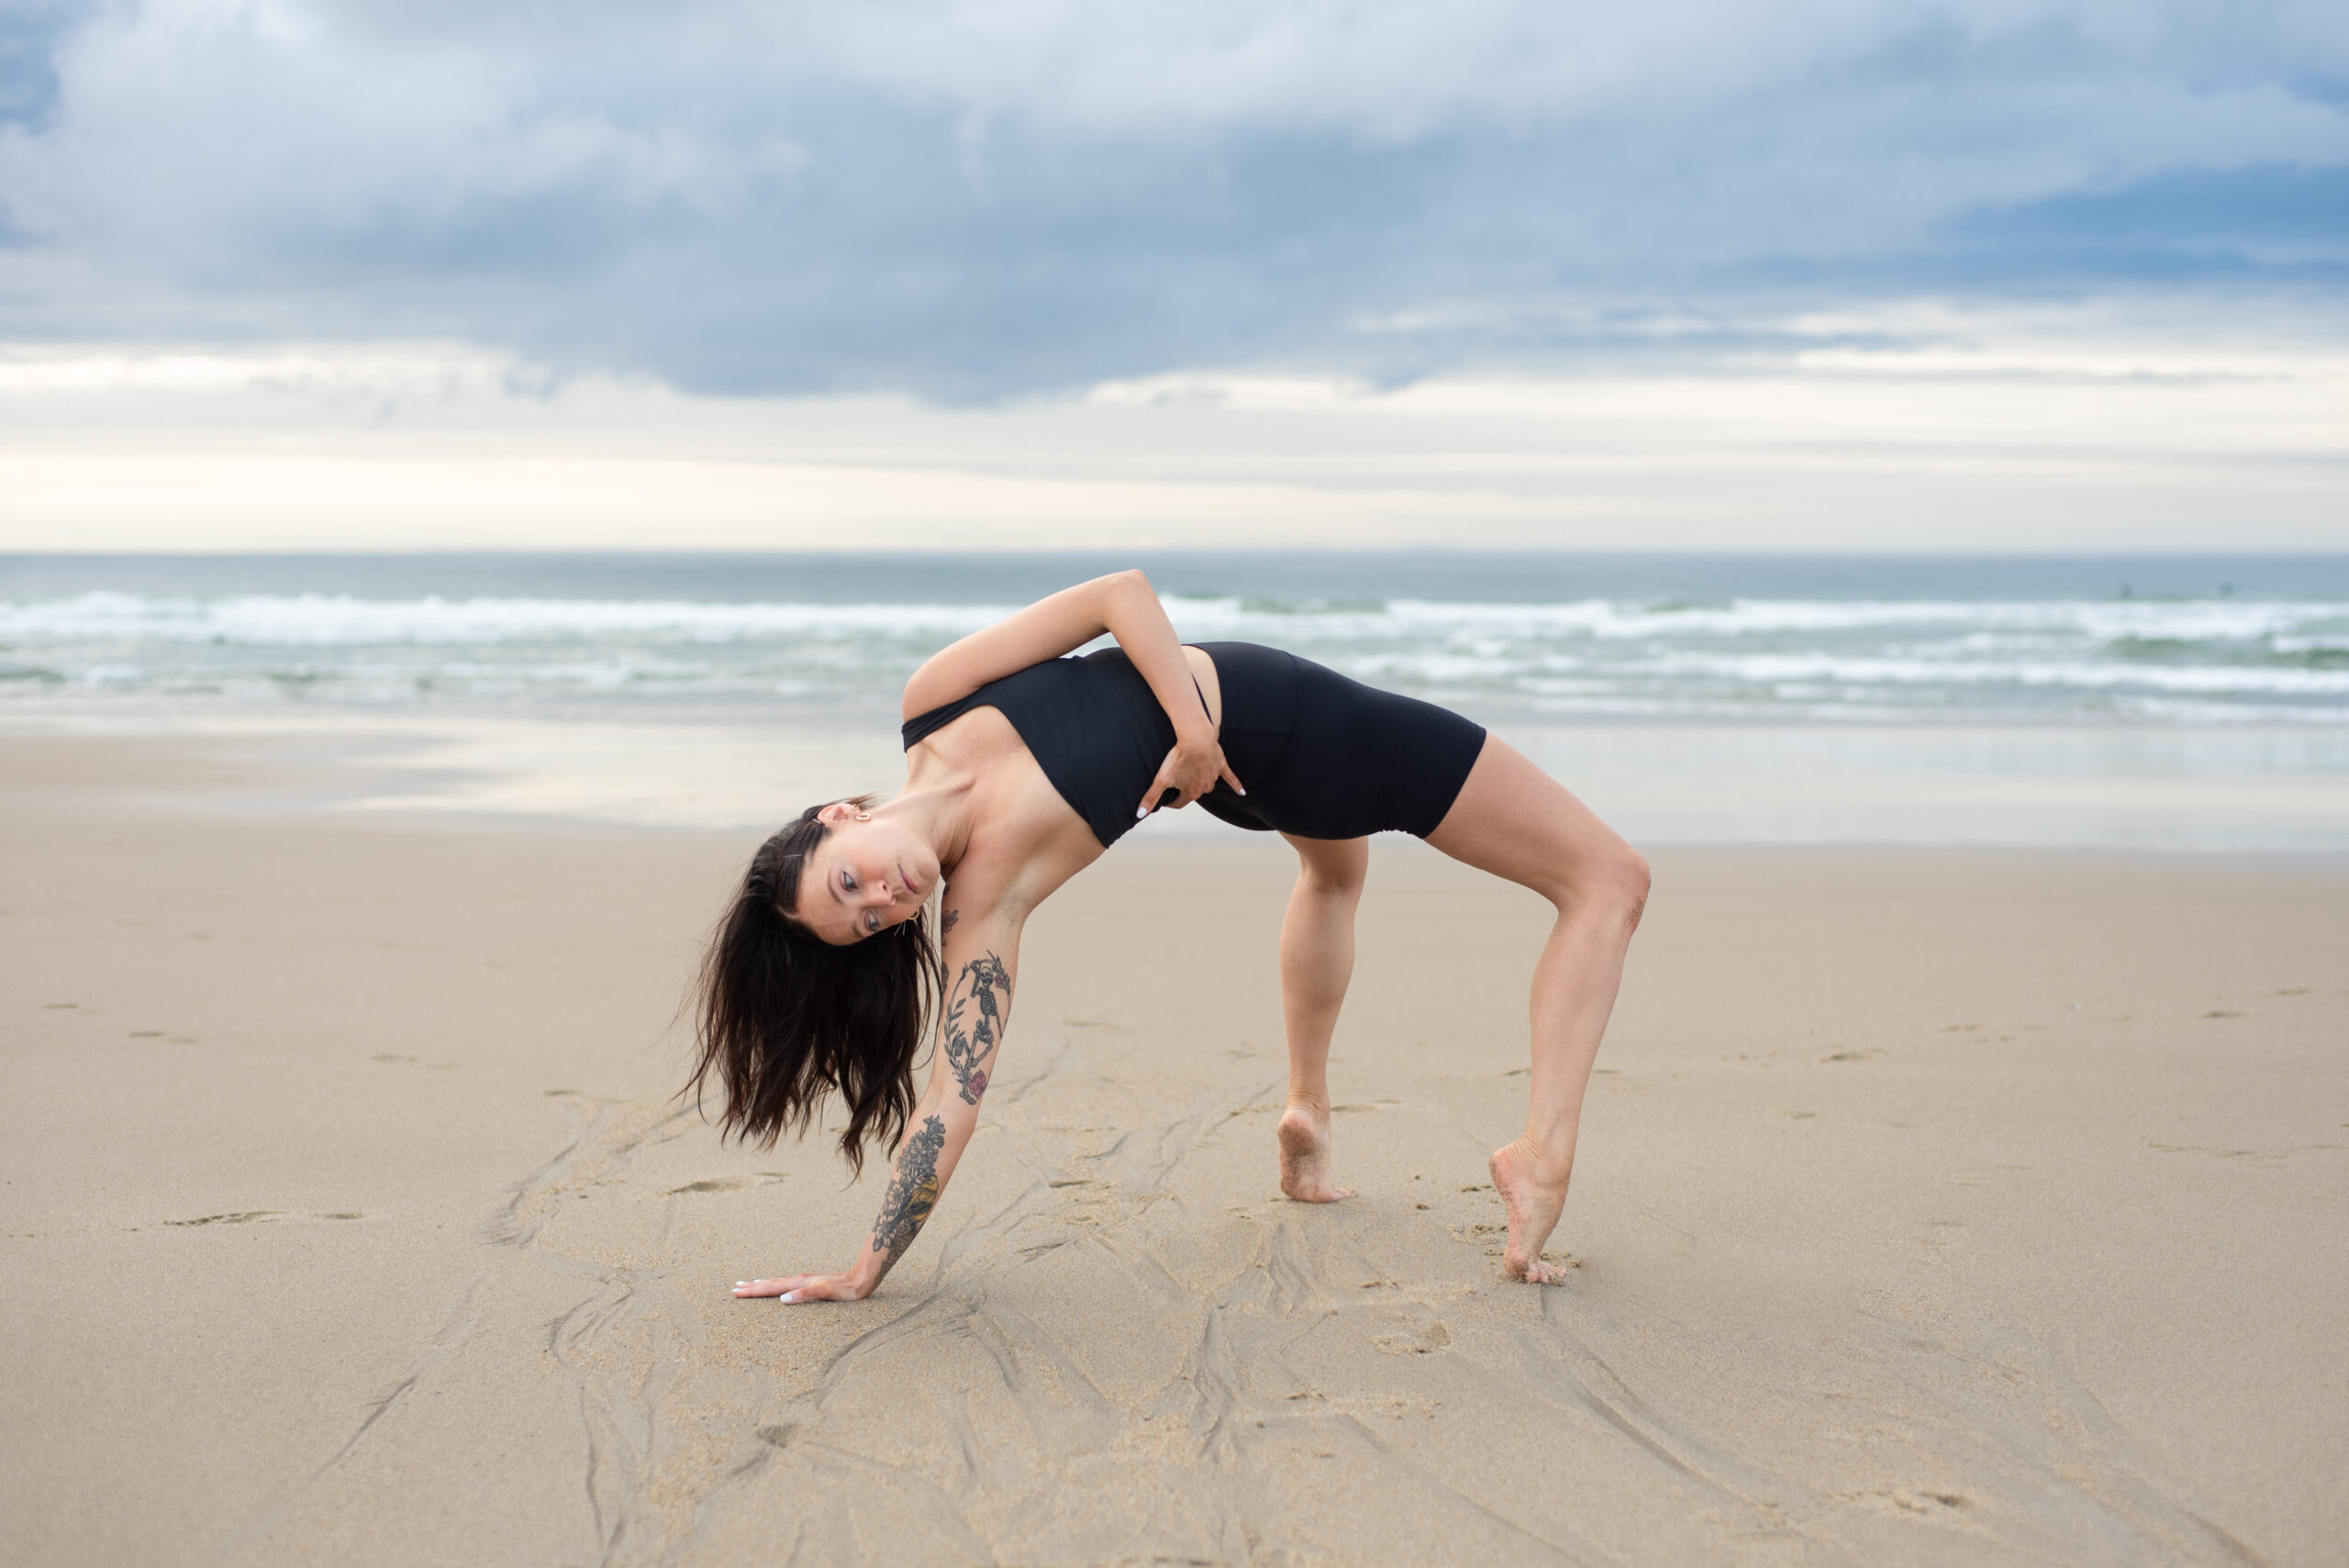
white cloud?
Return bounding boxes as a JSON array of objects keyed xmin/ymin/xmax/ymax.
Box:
[
  {"xmin": 3, "ymin": 303, "xmax": 2341, "ymax": 550},
  {"xmin": 0, "ymin": 3, "xmax": 2340, "ymax": 550},
  {"xmin": 1, "ymin": 1, "xmax": 2343, "ymax": 394}
]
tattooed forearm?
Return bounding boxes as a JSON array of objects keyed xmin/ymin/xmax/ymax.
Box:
[
  {"xmin": 941, "ymin": 951, "xmax": 1012, "ymax": 1106},
  {"xmin": 872, "ymin": 1115, "xmax": 946, "ymax": 1280}
]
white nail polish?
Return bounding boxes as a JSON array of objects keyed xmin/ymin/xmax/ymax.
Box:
[
  {"xmin": 1136, "ymin": 806, "xmax": 1147, "ymax": 818},
  {"xmin": 781, "ymin": 1291, "xmax": 798, "ymax": 1304}
]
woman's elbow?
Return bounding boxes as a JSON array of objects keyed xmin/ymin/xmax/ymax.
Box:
[{"xmin": 1094, "ymin": 568, "xmax": 1154, "ymax": 618}]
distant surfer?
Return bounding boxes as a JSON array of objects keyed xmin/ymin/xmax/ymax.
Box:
[{"xmin": 689, "ymin": 572, "xmax": 1648, "ymax": 1300}]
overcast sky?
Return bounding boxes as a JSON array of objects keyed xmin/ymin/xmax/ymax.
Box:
[{"xmin": 1, "ymin": 0, "xmax": 2343, "ymax": 550}]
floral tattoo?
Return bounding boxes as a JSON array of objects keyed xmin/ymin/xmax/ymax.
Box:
[{"xmin": 872, "ymin": 1115, "xmax": 946, "ymax": 1280}]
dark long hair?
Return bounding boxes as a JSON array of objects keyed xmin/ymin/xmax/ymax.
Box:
[{"xmin": 687, "ymin": 798, "xmax": 938, "ymax": 1174}]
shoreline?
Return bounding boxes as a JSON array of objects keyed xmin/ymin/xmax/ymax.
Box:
[
  {"xmin": 3, "ymin": 730, "xmax": 2344, "ymax": 1564},
  {"xmin": 6, "ymin": 710, "xmax": 2346, "ymax": 852}
]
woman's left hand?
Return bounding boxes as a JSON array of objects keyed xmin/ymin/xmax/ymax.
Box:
[{"xmin": 1140, "ymin": 731, "xmax": 1245, "ymax": 817}]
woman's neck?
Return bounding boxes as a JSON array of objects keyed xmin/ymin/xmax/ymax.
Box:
[{"xmin": 885, "ymin": 752, "xmax": 978, "ymax": 872}]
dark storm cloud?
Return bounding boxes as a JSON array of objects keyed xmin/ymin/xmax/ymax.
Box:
[{"xmin": 1, "ymin": 1, "xmax": 2344, "ymax": 395}]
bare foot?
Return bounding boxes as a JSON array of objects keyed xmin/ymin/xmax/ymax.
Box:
[
  {"xmin": 1489, "ymin": 1140, "xmax": 1571, "ymax": 1283},
  {"xmin": 1277, "ymin": 1103, "xmax": 1355, "ymax": 1203}
]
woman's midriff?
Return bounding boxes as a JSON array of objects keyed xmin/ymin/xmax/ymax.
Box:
[{"xmin": 1181, "ymin": 643, "xmax": 1225, "ymax": 731}]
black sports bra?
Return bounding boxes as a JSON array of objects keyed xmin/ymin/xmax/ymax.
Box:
[{"xmin": 901, "ymin": 648, "xmax": 1211, "ymax": 849}]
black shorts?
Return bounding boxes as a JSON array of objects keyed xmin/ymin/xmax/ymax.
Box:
[{"xmin": 1191, "ymin": 641, "xmax": 1487, "ymax": 840}]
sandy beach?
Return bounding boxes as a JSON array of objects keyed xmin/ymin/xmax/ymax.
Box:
[{"xmin": 5, "ymin": 729, "xmax": 2344, "ymax": 1567}]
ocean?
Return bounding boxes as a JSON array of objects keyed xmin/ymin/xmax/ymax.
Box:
[
  {"xmin": 6, "ymin": 551, "xmax": 2346, "ymax": 849},
  {"xmin": 6, "ymin": 551, "xmax": 2345, "ymax": 727}
]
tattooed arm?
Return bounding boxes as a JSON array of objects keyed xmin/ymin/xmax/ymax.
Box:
[{"xmin": 733, "ymin": 909, "xmax": 1019, "ymax": 1304}]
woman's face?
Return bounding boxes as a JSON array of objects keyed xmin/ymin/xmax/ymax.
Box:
[{"xmin": 794, "ymin": 805, "xmax": 938, "ymax": 945}]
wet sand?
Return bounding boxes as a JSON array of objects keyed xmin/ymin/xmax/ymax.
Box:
[{"xmin": 3, "ymin": 731, "xmax": 2344, "ymax": 1566}]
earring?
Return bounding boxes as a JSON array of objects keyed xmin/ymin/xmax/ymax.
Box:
[{"xmin": 854, "ymin": 811, "xmax": 871, "ymax": 821}]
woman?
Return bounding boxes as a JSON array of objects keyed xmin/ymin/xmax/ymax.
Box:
[{"xmin": 694, "ymin": 571, "xmax": 1648, "ymax": 1303}]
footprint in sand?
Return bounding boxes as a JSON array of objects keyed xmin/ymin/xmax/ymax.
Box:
[
  {"xmin": 1374, "ymin": 1322, "xmax": 1452, "ymax": 1355},
  {"xmin": 1445, "ymin": 1223, "xmax": 1580, "ymax": 1276}
]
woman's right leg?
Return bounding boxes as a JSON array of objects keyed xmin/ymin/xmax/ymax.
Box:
[
  {"xmin": 1425, "ymin": 736, "xmax": 1649, "ymax": 1283},
  {"xmin": 1276, "ymin": 832, "xmax": 1367, "ymax": 1203}
]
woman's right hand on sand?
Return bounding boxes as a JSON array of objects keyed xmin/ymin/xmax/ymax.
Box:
[{"xmin": 733, "ymin": 1272, "xmax": 872, "ymax": 1304}]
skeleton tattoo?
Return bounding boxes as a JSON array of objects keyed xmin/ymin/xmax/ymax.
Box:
[{"xmin": 941, "ymin": 951, "xmax": 1011, "ymax": 1105}]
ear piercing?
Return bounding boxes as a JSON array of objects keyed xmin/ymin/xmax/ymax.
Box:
[{"xmin": 854, "ymin": 811, "xmax": 871, "ymax": 821}]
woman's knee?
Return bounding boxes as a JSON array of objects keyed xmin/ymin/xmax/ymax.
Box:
[
  {"xmin": 1289, "ymin": 836, "xmax": 1368, "ymax": 899},
  {"xmin": 1553, "ymin": 840, "xmax": 1648, "ymax": 929},
  {"xmin": 1611, "ymin": 846, "xmax": 1651, "ymax": 931},
  {"xmin": 1298, "ymin": 864, "xmax": 1367, "ymax": 905}
]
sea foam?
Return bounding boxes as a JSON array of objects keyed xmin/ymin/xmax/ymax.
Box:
[{"xmin": 3, "ymin": 587, "xmax": 2344, "ymax": 726}]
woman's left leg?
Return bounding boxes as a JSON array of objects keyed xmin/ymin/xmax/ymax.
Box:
[
  {"xmin": 1425, "ymin": 736, "xmax": 1649, "ymax": 1282},
  {"xmin": 1275, "ymin": 832, "xmax": 1367, "ymax": 1203}
]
